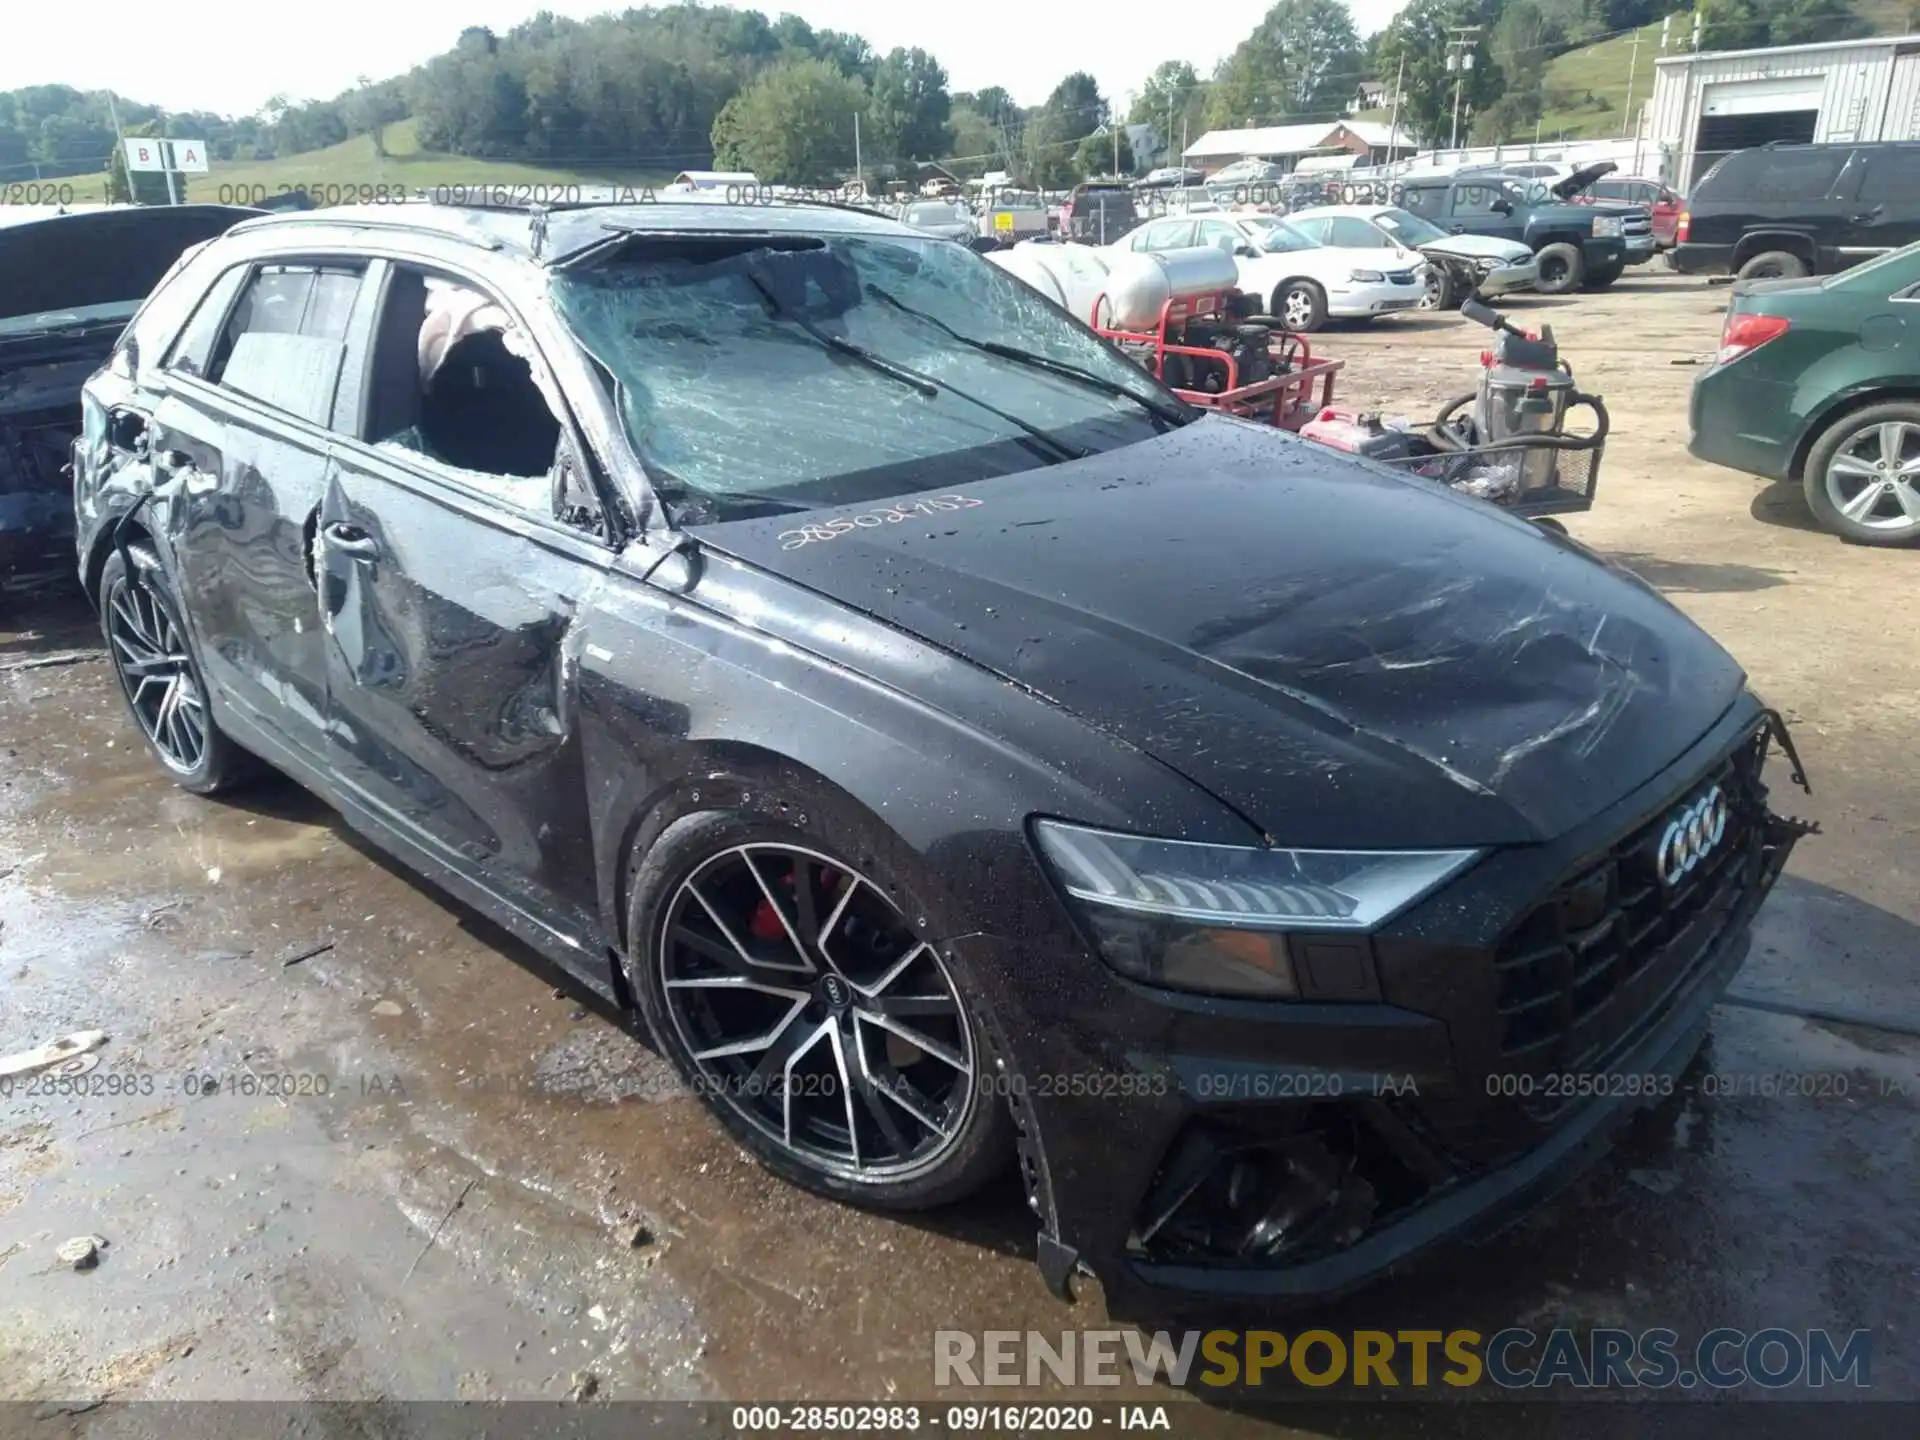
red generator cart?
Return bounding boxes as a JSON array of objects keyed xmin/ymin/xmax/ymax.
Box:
[{"xmin": 1090, "ymin": 284, "xmax": 1343, "ymax": 431}]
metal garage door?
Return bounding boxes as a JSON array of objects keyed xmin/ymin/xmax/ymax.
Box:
[{"xmin": 1695, "ymin": 76, "xmax": 1826, "ymax": 179}]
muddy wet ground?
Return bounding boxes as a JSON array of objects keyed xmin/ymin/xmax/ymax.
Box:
[{"xmin": 1, "ymin": 270, "xmax": 1916, "ymax": 1432}]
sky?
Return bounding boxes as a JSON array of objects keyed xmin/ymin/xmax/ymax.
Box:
[{"xmin": 6, "ymin": 0, "xmax": 1410, "ymax": 120}]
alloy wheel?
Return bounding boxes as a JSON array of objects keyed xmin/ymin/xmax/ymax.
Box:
[
  {"xmin": 1419, "ymin": 268, "xmax": 1447, "ymax": 309},
  {"xmin": 1824, "ymin": 421, "xmax": 1920, "ymax": 534},
  {"xmin": 658, "ymin": 844, "xmax": 975, "ymax": 1181},
  {"xmin": 1283, "ymin": 288, "xmax": 1315, "ymax": 329},
  {"xmin": 1538, "ymin": 254, "xmax": 1569, "ymax": 288},
  {"xmin": 106, "ymin": 571, "xmax": 208, "ymax": 774}
]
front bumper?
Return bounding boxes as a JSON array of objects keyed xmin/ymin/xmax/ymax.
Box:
[
  {"xmin": 977, "ymin": 698, "xmax": 1809, "ymax": 1307},
  {"xmin": 1475, "ymin": 257, "xmax": 1538, "ymax": 295},
  {"xmin": 1581, "ymin": 236, "xmax": 1628, "ymax": 270},
  {"xmin": 1625, "ymin": 233, "xmax": 1657, "ymax": 263},
  {"xmin": 1328, "ymin": 274, "xmax": 1425, "ymax": 317}
]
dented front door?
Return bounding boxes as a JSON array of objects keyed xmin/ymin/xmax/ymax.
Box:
[{"xmin": 314, "ymin": 449, "xmax": 605, "ymax": 938}]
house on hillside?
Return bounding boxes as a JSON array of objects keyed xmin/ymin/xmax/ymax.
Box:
[
  {"xmin": 1353, "ymin": 79, "xmax": 1396, "ymax": 111},
  {"xmin": 1182, "ymin": 119, "xmax": 1418, "ymax": 175}
]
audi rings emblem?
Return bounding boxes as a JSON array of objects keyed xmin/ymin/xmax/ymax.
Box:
[{"xmin": 1656, "ymin": 785, "xmax": 1729, "ymax": 887}]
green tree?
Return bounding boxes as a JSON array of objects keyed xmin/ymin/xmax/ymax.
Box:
[
  {"xmin": 343, "ymin": 78, "xmax": 409, "ymax": 157},
  {"xmin": 1474, "ymin": 0, "xmax": 1553, "ymax": 141},
  {"xmin": 1024, "ymin": 72, "xmax": 1105, "ymax": 188},
  {"xmin": 946, "ymin": 100, "xmax": 1005, "ymax": 177},
  {"xmin": 1378, "ymin": 0, "xmax": 1504, "ymax": 148},
  {"xmin": 711, "ymin": 57, "xmax": 864, "ymax": 184},
  {"xmin": 1074, "ymin": 126, "xmax": 1135, "ymax": 179},
  {"xmin": 1764, "ymin": 0, "xmax": 1872, "ymax": 47},
  {"xmin": 1204, "ymin": 0, "xmax": 1363, "ymax": 128},
  {"xmin": 866, "ymin": 47, "xmax": 950, "ymax": 166},
  {"xmin": 1130, "ymin": 60, "xmax": 1207, "ymax": 152}
]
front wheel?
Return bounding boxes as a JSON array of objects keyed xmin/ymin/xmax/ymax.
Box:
[
  {"xmin": 628, "ymin": 807, "xmax": 1013, "ymax": 1210},
  {"xmin": 99, "ymin": 542, "xmax": 258, "ymax": 795},
  {"xmin": 1275, "ymin": 279, "xmax": 1328, "ymax": 333},
  {"xmin": 1802, "ymin": 402, "xmax": 1920, "ymax": 546},
  {"xmin": 1419, "ymin": 266, "xmax": 1456, "ymax": 311},
  {"xmin": 1533, "ymin": 243, "xmax": 1585, "ymax": 295}
]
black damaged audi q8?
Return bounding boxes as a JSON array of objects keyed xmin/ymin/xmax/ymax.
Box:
[{"xmin": 73, "ymin": 200, "xmax": 1810, "ymax": 1305}]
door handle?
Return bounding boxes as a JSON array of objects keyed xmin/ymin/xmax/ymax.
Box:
[{"xmin": 324, "ymin": 522, "xmax": 380, "ymax": 558}]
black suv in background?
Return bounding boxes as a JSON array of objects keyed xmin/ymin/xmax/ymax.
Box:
[
  {"xmin": 1062, "ymin": 182, "xmax": 1138, "ymax": 244},
  {"xmin": 1670, "ymin": 140, "xmax": 1920, "ymax": 280}
]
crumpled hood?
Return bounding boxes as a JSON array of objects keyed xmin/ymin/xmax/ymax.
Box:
[
  {"xmin": 1418, "ymin": 233, "xmax": 1534, "ymax": 264},
  {"xmin": 695, "ymin": 418, "xmax": 1745, "ymax": 848}
]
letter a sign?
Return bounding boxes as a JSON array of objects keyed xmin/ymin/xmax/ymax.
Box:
[{"xmin": 170, "ymin": 140, "xmax": 209, "ymax": 172}]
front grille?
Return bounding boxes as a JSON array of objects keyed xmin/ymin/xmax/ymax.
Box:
[
  {"xmin": 1492, "ymin": 730, "xmax": 1769, "ymax": 1088},
  {"xmin": 1385, "ymin": 269, "xmax": 1417, "ymax": 284}
]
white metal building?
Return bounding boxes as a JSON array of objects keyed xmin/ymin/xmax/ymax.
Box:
[{"xmin": 1648, "ymin": 33, "xmax": 1920, "ymax": 190}]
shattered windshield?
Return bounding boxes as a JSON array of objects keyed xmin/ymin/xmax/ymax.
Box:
[{"xmin": 551, "ymin": 231, "xmax": 1180, "ymax": 523}]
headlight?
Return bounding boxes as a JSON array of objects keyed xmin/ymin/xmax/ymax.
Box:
[
  {"xmin": 1033, "ymin": 820, "xmax": 1480, "ymax": 998},
  {"xmin": 1349, "ymin": 268, "xmax": 1386, "ymax": 283},
  {"xmin": 1591, "ymin": 215, "xmax": 1623, "ymax": 238}
]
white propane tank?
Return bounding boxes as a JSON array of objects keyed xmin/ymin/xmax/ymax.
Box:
[
  {"xmin": 983, "ymin": 242, "xmax": 1113, "ymax": 323},
  {"xmin": 1097, "ymin": 246, "xmax": 1241, "ymax": 330}
]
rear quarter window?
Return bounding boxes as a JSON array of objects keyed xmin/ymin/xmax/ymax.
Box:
[{"xmin": 1701, "ymin": 148, "xmax": 1848, "ymax": 203}]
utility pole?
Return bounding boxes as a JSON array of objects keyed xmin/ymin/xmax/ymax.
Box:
[
  {"xmin": 105, "ymin": 90, "xmax": 128, "ymax": 199},
  {"xmin": 853, "ymin": 111, "xmax": 863, "ymax": 197},
  {"xmin": 1623, "ymin": 26, "xmax": 1642, "ymax": 139},
  {"xmin": 1387, "ymin": 52, "xmax": 1406, "ymax": 159},
  {"xmin": 156, "ymin": 107, "xmax": 179, "ymax": 205},
  {"xmin": 1445, "ymin": 27, "xmax": 1482, "ymax": 153}
]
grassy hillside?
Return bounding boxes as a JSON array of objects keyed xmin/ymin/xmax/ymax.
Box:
[
  {"xmin": 1538, "ymin": 2, "xmax": 1915, "ymax": 142},
  {"xmin": 52, "ymin": 119, "xmax": 676, "ymax": 204}
]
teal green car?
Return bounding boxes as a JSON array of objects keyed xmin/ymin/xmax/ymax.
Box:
[{"xmin": 1689, "ymin": 240, "xmax": 1920, "ymax": 546}]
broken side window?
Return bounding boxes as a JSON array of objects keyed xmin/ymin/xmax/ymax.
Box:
[{"xmin": 361, "ymin": 264, "xmax": 599, "ymax": 537}]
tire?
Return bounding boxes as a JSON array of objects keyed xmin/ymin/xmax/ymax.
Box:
[
  {"xmin": 1801, "ymin": 401, "xmax": 1920, "ymax": 547},
  {"xmin": 627, "ymin": 804, "xmax": 1014, "ymax": 1211},
  {"xmin": 1736, "ymin": 250, "xmax": 1808, "ymax": 282},
  {"xmin": 1274, "ymin": 279, "xmax": 1328, "ymax": 333},
  {"xmin": 1533, "ymin": 243, "xmax": 1585, "ymax": 295},
  {"xmin": 1418, "ymin": 265, "xmax": 1456, "ymax": 311},
  {"xmin": 99, "ymin": 541, "xmax": 258, "ymax": 795},
  {"xmin": 1582, "ymin": 260, "xmax": 1625, "ymax": 290}
]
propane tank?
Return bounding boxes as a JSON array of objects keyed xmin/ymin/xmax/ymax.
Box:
[
  {"xmin": 983, "ymin": 242, "xmax": 1113, "ymax": 320},
  {"xmin": 1097, "ymin": 246, "xmax": 1241, "ymax": 329}
]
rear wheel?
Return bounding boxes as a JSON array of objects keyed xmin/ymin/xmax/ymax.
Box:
[
  {"xmin": 99, "ymin": 543, "xmax": 258, "ymax": 795},
  {"xmin": 628, "ymin": 807, "xmax": 1012, "ymax": 1209},
  {"xmin": 1275, "ymin": 279, "xmax": 1328, "ymax": 333},
  {"xmin": 1533, "ymin": 243, "xmax": 1584, "ymax": 295},
  {"xmin": 1736, "ymin": 250, "xmax": 1808, "ymax": 282},
  {"xmin": 1802, "ymin": 402, "xmax": 1920, "ymax": 546}
]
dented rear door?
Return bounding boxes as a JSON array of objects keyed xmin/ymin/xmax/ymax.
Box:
[{"xmin": 314, "ymin": 443, "xmax": 608, "ymax": 943}]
